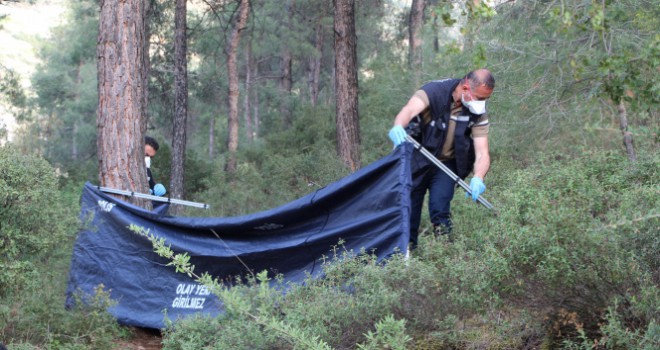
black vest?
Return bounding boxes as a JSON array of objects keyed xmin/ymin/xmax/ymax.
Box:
[{"xmin": 411, "ymin": 79, "xmax": 482, "ymax": 179}]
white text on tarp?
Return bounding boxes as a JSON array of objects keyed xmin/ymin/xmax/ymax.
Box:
[{"xmin": 171, "ymin": 283, "xmax": 209, "ymax": 309}]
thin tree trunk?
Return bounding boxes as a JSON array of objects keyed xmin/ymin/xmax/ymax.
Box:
[
  {"xmin": 329, "ymin": 65, "xmax": 335, "ymax": 106},
  {"xmin": 72, "ymin": 120, "xmax": 78, "ymax": 160},
  {"xmin": 617, "ymin": 100, "xmax": 636, "ymax": 162},
  {"xmin": 333, "ymin": 0, "xmax": 361, "ymax": 171},
  {"xmin": 43, "ymin": 109, "xmax": 53, "ymax": 154},
  {"xmin": 209, "ymin": 115, "xmax": 215, "ymax": 159},
  {"xmin": 144, "ymin": 0, "xmax": 154, "ymax": 128},
  {"xmin": 253, "ymin": 82, "xmax": 260, "ymax": 139},
  {"xmin": 225, "ymin": 0, "xmax": 250, "ymax": 174},
  {"xmin": 170, "ymin": 0, "xmax": 188, "ymax": 215},
  {"xmin": 280, "ymin": 0, "xmax": 295, "ymax": 129},
  {"xmin": 309, "ymin": 9, "xmax": 324, "ymax": 107},
  {"xmin": 244, "ymin": 39, "xmax": 254, "ymax": 143},
  {"xmin": 279, "ymin": 52, "xmax": 292, "ymax": 128},
  {"xmin": 72, "ymin": 63, "xmax": 81, "ymax": 161},
  {"xmin": 432, "ymin": 8, "xmax": 439, "ymax": 53},
  {"xmin": 97, "ymin": 0, "xmax": 149, "ymax": 208},
  {"xmin": 408, "ymin": 0, "xmax": 425, "ymax": 83},
  {"xmin": 464, "ymin": 0, "xmax": 482, "ymax": 50}
]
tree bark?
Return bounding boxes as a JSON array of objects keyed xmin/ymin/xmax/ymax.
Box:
[
  {"xmin": 244, "ymin": 39, "xmax": 254, "ymax": 143},
  {"xmin": 97, "ymin": 0, "xmax": 149, "ymax": 207},
  {"xmin": 279, "ymin": 52, "xmax": 293, "ymax": 128},
  {"xmin": 432, "ymin": 6, "xmax": 439, "ymax": 53},
  {"xmin": 408, "ymin": 0, "xmax": 425, "ymax": 86},
  {"xmin": 72, "ymin": 120, "xmax": 78, "ymax": 160},
  {"xmin": 333, "ymin": 0, "xmax": 361, "ymax": 171},
  {"xmin": 209, "ymin": 113, "xmax": 215, "ymax": 159},
  {"xmin": 617, "ymin": 100, "xmax": 636, "ymax": 162},
  {"xmin": 144, "ymin": 0, "xmax": 154, "ymax": 128},
  {"xmin": 280, "ymin": 0, "xmax": 295, "ymax": 129},
  {"xmin": 308, "ymin": 7, "xmax": 324, "ymax": 107},
  {"xmin": 72, "ymin": 63, "xmax": 81, "ymax": 161},
  {"xmin": 225, "ymin": 0, "xmax": 250, "ymax": 174},
  {"xmin": 170, "ymin": 0, "xmax": 188, "ymax": 215},
  {"xmin": 253, "ymin": 80, "xmax": 260, "ymax": 140}
]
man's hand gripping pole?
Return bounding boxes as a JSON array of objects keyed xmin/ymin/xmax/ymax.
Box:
[{"xmin": 405, "ymin": 135, "xmax": 496, "ymax": 211}]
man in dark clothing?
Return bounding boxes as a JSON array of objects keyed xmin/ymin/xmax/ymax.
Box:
[
  {"xmin": 388, "ymin": 69, "xmax": 495, "ymax": 248},
  {"xmin": 145, "ymin": 136, "xmax": 166, "ymax": 196}
]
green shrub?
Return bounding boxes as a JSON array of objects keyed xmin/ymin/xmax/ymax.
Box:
[
  {"xmin": 1, "ymin": 265, "xmax": 126, "ymax": 349},
  {"xmin": 148, "ymin": 148, "xmax": 658, "ymax": 349},
  {"xmin": 0, "ymin": 145, "xmax": 76, "ymax": 296},
  {"xmin": 357, "ymin": 314, "xmax": 412, "ymax": 350},
  {"xmin": 0, "ymin": 146, "xmax": 126, "ymax": 349},
  {"xmin": 199, "ymin": 140, "xmax": 349, "ymax": 218},
  {"xmin": 595, "ymin": 311, "xmax": 660, "ymax": 350},
  {"xmin": 280, "ymin": 249, "xmax": 404, "ymax": 348},
  {"xmin": 446, "ymin": 149, "xmax": 659, "ymax": 345},
  {"xmin": 161, "ymin": 312, "xmax": 285, "ymax": 350},
  {"xmin": 49, "ymin": 285, "xmax": 126, "ymax": 350},
  {"xmin": 564, "ymin": 295, "xmax": 660, "ymax": 350},
  {"xmin": 147, "ymin": 143, "xmax": 214, "ymax": 200}
]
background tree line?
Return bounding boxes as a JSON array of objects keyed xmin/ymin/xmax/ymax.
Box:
[{"xmin": 4, "ymin": 0, "xmax": 656, "ymax": 206}]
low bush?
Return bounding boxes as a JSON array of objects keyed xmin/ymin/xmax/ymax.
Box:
[
  {"xmin": 158, "ymin": 148, "xmax": 658, "ymax": 349},
  {"xmin": 199, "ymin": 130, "xmax": 350, "ymax": 218},
  {"xmin": 0, "ymin": 237, "xmax": 127, "ymax": 349},
  {"xmin": 0, "ymin": 147, "xmax": 126, "ymax": 349},
  {"xmin": 0, "ymin": 145, "xmax": 76, "ymax": 296}
]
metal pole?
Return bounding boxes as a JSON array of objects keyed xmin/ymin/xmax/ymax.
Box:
[
  {"xmin": 96, "ymin": 186, "xmax": 210, "ymax": 209},
  {"xmin": 405, "ymin": 135, "xmax": 495, "ymax": 211}
]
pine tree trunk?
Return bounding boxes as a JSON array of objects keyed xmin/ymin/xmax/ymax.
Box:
[
  {"xmin": 432, "ymin": 10, "xmax": 439, "ymax": 53},
  {"xmin": 408, "ymin": 0, "xmax": 425, "ymax": 86},
  {"xmin": 225, "ymin": 0, "xmax": 250, "ymax": 174},
  {"xmin": 309, "ymin": 9, "xmax": 324, "ymax": 107},
  {"xmin": 72, "ymin": 64, "xmax": 81, "ymax": 161},
  {"xmin": 209, "ymin": 115, "xmax": 215, "ymax": 159},
  {"xmin": 97, "ymin": 0, "xmax": 149, "ymax": 208},
  {"xmin": 144, "ymin": 0, "xmax": 154, "ymax": 127},
  {"xmin": 244, "ymin": 40, "xmax": 254, "ymax": 143},
  {"xmin": 253, "ymin": 84, "xmax": 260, "ymax": 139},
  {"xmin": 72, "ymin": 120, "xmax": 78, "ymax": 160},
  {"xmin": 280, "ymin": 0, "xmax": 295, "ymax": 129},
  {"xmin": 279, "ymin": 52, "xmax": 293, "ymax": 128},
  {"xmin": 333, "ymin": 0, "xmax": 361, "ymax": 171},
  {"xmin": 618, "ymin": 100, "xmax": 637, "ymax": 162},
  {"xmin": 170, "ymin": 0, "xmax": 188, "ymax": 215}
]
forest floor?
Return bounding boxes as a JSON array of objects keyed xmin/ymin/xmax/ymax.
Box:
[{"xmin": 113, "ymin": 328, "xmax": 163, "ymax": 350}]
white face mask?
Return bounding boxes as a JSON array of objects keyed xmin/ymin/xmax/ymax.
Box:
[
  {"xmin": 461, "ymin": 93, "xmax": 487, "ymax": 115},
  {"xmin": 145, "ymin": 156, "xmax": 151, "ymax": 168}
]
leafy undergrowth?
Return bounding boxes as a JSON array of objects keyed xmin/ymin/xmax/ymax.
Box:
[
  {"xmin": 1, "ymin": 147, "xmax": 657, "ymax": 349},
  {"xmin": 154, "ymin": 150, "xmax": 658, "ymax": 349}
]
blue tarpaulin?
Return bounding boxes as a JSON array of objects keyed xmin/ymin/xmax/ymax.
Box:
[{"xmin": 66, "ymin": 145, "xmax": 413, "ymax": 329}]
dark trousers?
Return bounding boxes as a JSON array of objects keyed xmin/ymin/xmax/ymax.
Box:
[{"xmin": 409, "ymin": 159, "xmax": 458, "ymax": 248}]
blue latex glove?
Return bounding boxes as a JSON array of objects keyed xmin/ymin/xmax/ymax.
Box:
[
  {"xmin": 153, "ymin": 183, "xmax": 166, "ymax": 196},
  {"xmin": 388, "ymin": 125, "xmax": 407, "ymax": 146},
  {"xmin": 466, "ymin": 177, "xmax": 486, "ymax": 201}
]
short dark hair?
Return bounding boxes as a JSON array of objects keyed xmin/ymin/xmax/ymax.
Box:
[
  {"xmin": 145, "ymin": 136, "xmax": 159, "ymax": 151},
  {"xmin": 464, "ymin": 69, "xmax": 495, "ymax": 90}
]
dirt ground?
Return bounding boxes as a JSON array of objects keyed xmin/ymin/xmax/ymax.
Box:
[{"xmin": 113, "ymin": 327, "xmax": 163, "ymax": 350}]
